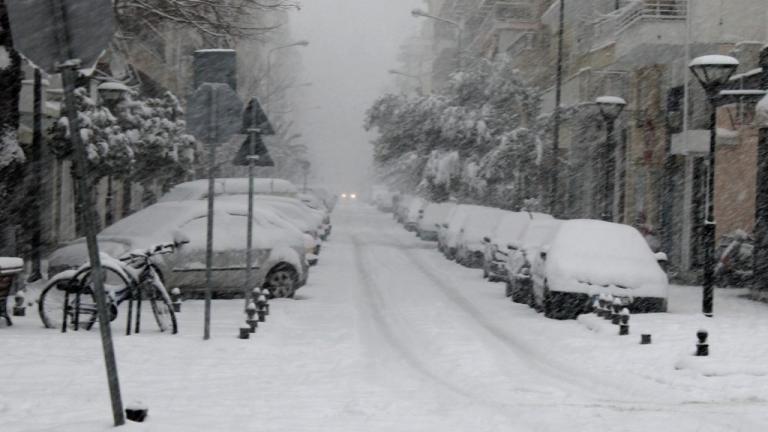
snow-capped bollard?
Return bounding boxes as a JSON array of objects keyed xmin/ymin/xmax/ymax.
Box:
[
  {"xmin": 12, "ymin": 291, "xmax": 26, "ymax": 316},
  {"xmin": 239, "ymin": 327, "xmax": 251, "ymax": 339},
  {"xmin": 125, "ymin": 401, "xmax": 148, "ymax": 422},
  {"xmin": 603, "ymin": 294, "xmax": 614, "ymax": 320},
  {"xmin": 170, "ymin": 287, "xmax": 182, "ymax": 313},
  {"xmin": 611, "ymin": 298, "xmax": 622, "ymax": 325},
  {"xmin": 597, "ymin": 294, "xmax": 607, "ymax": 317},
  {"xmin": 261, "ymin": 289, "xmax": 271, "ymax": 315},
  {"xmin": 640, "ymin": 334, "xmax": 652, "ymax": 344},
  {"xmin": 619, "ymin": 308, "xmax": 630, "ymax": 335},
  {"xmin": 695, "ymin": 330, "xmax": 709, "ymax": 356},
  {"xmin": 257, "ymin": 292, "xmax": 269, "ymax": 319},
  {"xmin": 246, "ymin": 301, "xmax": 258, "ymax": 333}
]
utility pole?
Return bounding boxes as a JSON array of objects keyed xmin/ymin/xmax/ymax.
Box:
[
  {"xmin": 550, "ymin": 0, "xmax": 565, "ymax": 217},
  {"xmin": 753, "ymin": 47, "xmax": 768, "ymax": 300}
]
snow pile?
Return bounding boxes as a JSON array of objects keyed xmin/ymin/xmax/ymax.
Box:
[
  {"xmin": 546, "ymin": 220, "xmax": 668, "ymax": 298},
  {"xmin": 457, "ymin": 206, "xmax": 505, "ymax": 251}
]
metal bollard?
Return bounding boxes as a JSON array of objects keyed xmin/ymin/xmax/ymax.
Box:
[
  {"xmin": 257, "ymin": 309, "xmax": 266, "ymax": 322},
  {"xmin": 239, "ymin": 327, "xmax": 251, "ymax": 339},
  {"xmin": 171, "ymin": 287, "xmax": 182, "ymax": 313},
  {"xmin": 246, "ymin": 301, "xmax": 258, "ymax": 333},
  {"xmin": 695, "ymin": 330, "xmax": 709, "ymax": 356},
  {"xmin": 619, "ymin": 308, "xmax": 630, "ymax": 335},
  {"xmin": 12, "ymin": 291, "xmax": 26, "ymax": 316},
  {"xmin": 261, "ymin": 289, "xmax": 271, "ymax": 316},
  {"xmin": 125, "ymin": 402, "xmax": 148, "ymax": 423},
  {"xmin": 640, "ymin": 334, "xmax": 652, "ymax": 344},
  {"xmin": 597, "ymin": 294, "xmax": 606, "ymax": 318},
  {"xmin": 611, "ymin": 298, "xmax": 622, "ymax": 325},
  {"xmin": 603, "ymin": 294, "xmax": 614, "ymax": 320}
]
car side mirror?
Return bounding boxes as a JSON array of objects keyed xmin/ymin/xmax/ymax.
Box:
[
  {"xmin": 507, "ymin": 243, "xmax": 518, "ymax": 251},
  {"xmin": 172, "ymin": 230, "xmax": 190, "ymax": 247},
  {"xmin": 654, "ymin": 252, "xmax": 668, "ymax": 262},
  {"xmin": 483, "ymin": 236, "xmax": 491, "ymax": 243},
  {"xmin": 540, "ymin": 245, "xmax": 550, "ymax": 260}
]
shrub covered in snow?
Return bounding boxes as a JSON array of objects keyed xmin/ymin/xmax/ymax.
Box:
[{"xmin": 365, "ymin": 55, "xmax": 543, "ymax": 209}]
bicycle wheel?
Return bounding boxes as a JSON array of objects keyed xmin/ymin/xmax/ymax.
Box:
[
  {"xmin": 39, "ymin": 266, "xmax": 129, "ymax": 330},
  {"xmin": 146, "ymin": 279, "xmax": 178, "ymax": 334},
  {"xmin": 39, "ymin": 274, "xmax": 97, "ymax": 330}
]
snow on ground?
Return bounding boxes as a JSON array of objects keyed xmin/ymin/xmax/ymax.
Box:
[{"xmin": 1, "ymin": 203, "xmax": 767, "ymax": 431}]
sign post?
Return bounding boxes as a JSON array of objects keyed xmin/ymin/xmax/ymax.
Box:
[
  {"xmin": 235, "ymin": 98, "xmax": 274, "ymax": 308},
  {"xmin": 187, "ymin": 83, "xmax": 243, "ymax": 339},
  {"xmin": 7, "ymin": 0, "xmax": 123, "ymax": 425}
]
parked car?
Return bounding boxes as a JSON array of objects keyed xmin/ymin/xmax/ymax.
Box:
[
  {"xmin": 454, "ymin": 207, "xmax": 506, "ymax": 267},
  {"xmin": 159, "ymin": 178, "xmax": 299, "ymax": 202},
  {"xmin": 482, "ymin": 212, "xmax": 553, "ymax": 282},
  {"xmin": 404, "ymin": 197, "xmax": 427, "ymax": 232},
  {"xmin": 394, "ymin": 195, "xmax": 414, "ymax": 224},
  {"xmin": 505, "ymin": 219, "xmax": 562, "ymax": 303},
  {"xmin": 48, "ymin": 201, "xmax": 310, "ymax": 298},
  {"xmin": 417, "ymin": 202, "xmax": 456, "ymax": 241},
  {"xmin": 439, "ymin": 204, "xmax": 475, "ymax": 259},
  {"xmin": 529, "ymin": 219, "xmax": 669, "ymax": 319},
  {"xmin": 714, "ymin": 229, "xmax": 753, "ymax": 287}
]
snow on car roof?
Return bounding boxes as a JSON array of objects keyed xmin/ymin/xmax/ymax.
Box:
[
  {"xmin": 158, "ymin": 178, "xmax": 298, "ymax": 202},
  {"xmin": 546, "ymin": 219, "xmax": 666, "ymax": 289}
]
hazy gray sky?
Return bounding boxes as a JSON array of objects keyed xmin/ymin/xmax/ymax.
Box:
[{"xmin": 289, "ymin": 0, "xmax": 423, "ymax": 193}]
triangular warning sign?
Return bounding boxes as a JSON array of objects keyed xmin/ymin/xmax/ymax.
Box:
[{"xmin": 242, "ymin": 98, "xmax": 275, "ymax": 135}]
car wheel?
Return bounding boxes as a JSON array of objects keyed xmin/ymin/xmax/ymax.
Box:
[{"xmin": 265, "ymin": 264, "xmax": 298, "ymax": 298}]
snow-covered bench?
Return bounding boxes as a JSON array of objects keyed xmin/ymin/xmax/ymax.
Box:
[{"xmin": 0, "ymin": 257, "xmax": 24, "ymax": 326}]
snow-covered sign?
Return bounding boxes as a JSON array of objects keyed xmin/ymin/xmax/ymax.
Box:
[
  {"xmin": 6, "ymin": 0, "xmax": 114, "ymax": 74},
  {"xmin": 186, "ymin": 83, "xmax": 243, "ymax": 145}
]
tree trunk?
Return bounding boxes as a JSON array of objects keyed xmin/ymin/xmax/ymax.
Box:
[{"xmin": 0, "ymin": 0, "xmax": 25, "ymax": 257}]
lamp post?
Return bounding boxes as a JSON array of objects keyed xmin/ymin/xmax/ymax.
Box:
[
  {"xmin": 388, "ymin": 69, "xmax": 425, "ymax": 95},
  {"xmin": 411, "ymin": 8, "xmax": 463, "ymax": 71},
  {"xmin": 266, "ymin": 40, "xmax": 309, "ymax": 115},
  {"xmin": 97, "ymin": 81, "xmax": 130, "ymax": 227},
  {"xmin": 688, "ymin": 54, "xmax": 739, "ymax": 317},
  {"xmin": 595, "ymin": 96, "xmax": 626, "ymax": 222}
]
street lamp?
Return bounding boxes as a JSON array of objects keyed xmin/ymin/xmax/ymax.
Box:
[
  {"xmin": 97, "ymin": 81, "xmax": 130, "ymax": 227},
  {"xmin": 266, "ymin": 40, "xmax": 310, "ymax": 114},
  {"xmin": 388, "ymin": 69, "xmax": 425, "ymax": 94},
  {"xmin": 688, "ymin": 54, "xmax": 739, "ymax": 317},
  {"xmin": 411, "ymin": 8, "xmax": 463, "ymax": 70},
  {"xmin": 595, "ymin": 95, "xmax": 626, "ymax": 222}
]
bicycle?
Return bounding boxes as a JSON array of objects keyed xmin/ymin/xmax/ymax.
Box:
[{"xmin": 38, "ymin": 241, "xmax": 186, "ymax": 334}]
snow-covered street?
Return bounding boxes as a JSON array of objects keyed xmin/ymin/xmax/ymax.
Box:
[{"xmin": 3, "ymin": 203, "xmax": 768, "ymax": 431}]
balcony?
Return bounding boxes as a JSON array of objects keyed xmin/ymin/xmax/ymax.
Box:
[
  {"xmin": 466, "ymin": 2, "xmax": 539, "ymax": 54},
  {"xmin": 614, "ymin": 0, "xmax": 688, "ymax": 65},
  {"xmin": 576, "ymin": 1, "xmax": 688, "ymax": 66}
]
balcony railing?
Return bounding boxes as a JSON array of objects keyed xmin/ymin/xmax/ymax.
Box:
[{"xmin": 616, "ymin": 0, "xmax": 688, "ymax": 33}]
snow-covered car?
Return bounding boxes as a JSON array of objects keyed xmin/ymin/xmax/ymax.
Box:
[
  {"xmin": 505, "ymin": 219, "xmax": 562, "ymax": 303},
  {"xmin": 481, "ymin": 211, "xmax": 553, "ymax": 282},
  {"xmin": 298, "ymin": 192, "xmax": 333, "ymax": 240},
  {"xmin": 404, "ymin": 197, "xmax": 427, "ymax": 232},
  {"xmin": 159, "ymin": 178, "xmax": 299, "ymax": 202},
  {"xmin": 529, "ymin": 220, "xmax": 669, "ymax": 319},
  {"xmin": 438, "ymin": 204, "xmax": 477, "ymax": 259},
  {"xmin": 47, "ymin": 201, "xmax": 310, "ymax": 298},
  {"xmin": 417, "ymin": 202, "xmax": 456, "ymax": 241},
  {"xmin": 217, "ymin": 195, "xmax": 325, "ymax": 255},
  {"xmin": 394, "ymin": 195, "xmax": 414, "ymax": 224},
  {"xmin": 454, "ymin": 206, "xmax": 506, "ymax": 267}
]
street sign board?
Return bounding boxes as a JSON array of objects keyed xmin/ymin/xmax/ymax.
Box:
[
  {"xmin": 186, "ymin": 83, "xmax": 243, "ymax": 144},
  {"xmin": 233, "ymin": 134, "xmax": 274, "ymax": 167},
  {"xmin": 194, "ymin": 49, "xmax": 237, "ymax": 91},
  {"xmin": 242, "ymin": 98, "xmax": 275, "ymax": 135},
  {"xmin": 6, "ymin": 0, "xmax": 115, "ymax": 74}
]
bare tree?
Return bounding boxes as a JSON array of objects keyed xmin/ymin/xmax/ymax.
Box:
[{"xmin": 114, "ymin": 0, "xmax": 300, "ymax": 41}]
